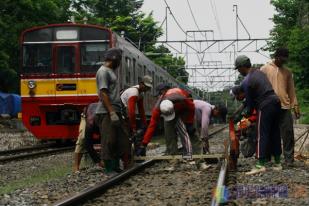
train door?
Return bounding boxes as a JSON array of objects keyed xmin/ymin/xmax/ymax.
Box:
[
  {"xmin": 46, "ymin": 43, "xmax": 80, "ymax": 127},
  {"xmin": 53, "ymin": 43, "xmax": 79, "ymax": 100}
]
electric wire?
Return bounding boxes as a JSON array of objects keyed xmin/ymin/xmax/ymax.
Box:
[{"xmin": 163, "ymin": 0, "xmax": 194, "ymax": 38}]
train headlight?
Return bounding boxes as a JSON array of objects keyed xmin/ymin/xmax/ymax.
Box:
[{"xmin": 28, "ymin": 80, "xmax": 36, "ymax": 89}]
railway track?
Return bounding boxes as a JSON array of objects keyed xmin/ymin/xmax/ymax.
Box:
[
  {"xmin": 0, "ymin": 145, "xmax": 75, "ymax": 163},
  {"xmin": 53, "ymin": 125, "xmax": 230, "ymax": 206}
]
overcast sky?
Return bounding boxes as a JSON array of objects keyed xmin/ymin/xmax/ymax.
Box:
[{"xmin": 141, "ymin": 0, "xmax": 276, "ymax": 90}]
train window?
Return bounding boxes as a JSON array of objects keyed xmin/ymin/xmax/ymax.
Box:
[
  {"xmin": 80, "ymin": 27, "xmax": 110, "ymax": 40},
  {"xmin": 22, "ymin": 44, "xmax": 52, "ymax": 74},
  {"xmin": 143, "ymin": 66, "xmax": 146, "ymax": 76},
  {"xmin": 56, "ymin": 46, "xmax": 75, "ymax": 74},
  {"xmin": 137, "ymin": 64, "xmax": 143, "ymax": 83},
  {"xmin": 80, "ymin": 43, "xmax": 108, "ymax": 73},
  {"xmin": 24, "ymin": 28, "xmax": 53, "ymax": 42},
  {"xmin": 151, "ymin": 71, "xmax": 155, "ymax": 95},
  {"xmin": 125, "ymin": 57, "xmax": 131, "ymax": 84},
  {"xmin": 132, "ymin": 59, "xmax": 136, "ymax": 84}
]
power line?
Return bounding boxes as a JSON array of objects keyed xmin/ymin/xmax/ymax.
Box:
[
  {"xmin": 163, "ymin": 0, "xmax": 193, "ymax": 38},
  {"xmin": 209, "ymin": 0, "xmax": 222, "ymax": 38},
  {"xmin": 186, "ymin": 0, "xmax": 206, "ymax": 38}
]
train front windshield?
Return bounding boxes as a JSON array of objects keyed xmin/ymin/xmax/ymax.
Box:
[
  {"xmin": 23, "ymin": 44, "xmax": 52, "ymax": 74},
  {"xmin": 21, "ymin": 26, "xmax": 110, "ymax": 74}
]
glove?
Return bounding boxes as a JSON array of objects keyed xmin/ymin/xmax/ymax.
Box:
[
  {"xmin": 135, "ymin": 144, "xmax": 146, "ymax": 156},
  {"xmin": 110, "ymin": 111, "xmax": 120, "ymax": 125},
  {"xmin": 294, "ymin": 106, "xmax": 301, "ymax": 119}
]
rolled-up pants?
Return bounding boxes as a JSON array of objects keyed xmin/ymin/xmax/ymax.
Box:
[{"xmin": 96, "ymin": 113, "xmax": 130, "ymax": 161}]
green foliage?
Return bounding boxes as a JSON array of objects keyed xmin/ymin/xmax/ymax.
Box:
[
  {"xmin": 297, "ymin": 89, "xmax": 309, "ymax": 124},
  {"xmin": 0, "ymin": 0, "xmax": 72, "ymax": 93},
  {"xmin": 269, "ymin": 0, "xmax": 309, "ymax": 123},
  {"xmin": 0, "ymin": 164, "xmax": 71, "ymax": 195},
  {"xmin": 146, "ymin": 45, "xmax": 188, "ymax": 84}
]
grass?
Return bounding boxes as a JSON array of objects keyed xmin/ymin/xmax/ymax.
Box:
[{"xmin": 0, "ymin": 165, "xmax": 71, "ymax": 195}]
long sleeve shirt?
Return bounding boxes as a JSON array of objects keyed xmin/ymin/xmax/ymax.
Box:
[
  {"xmin": 142, "ymin": 88, "xmax": 195, "ymax": 145},
  {"xmin": 260, "ymin": 61, "xmax": 298, "ymax": 109},
  {"xmin": 240, "ymin": 68, "xmax": 279, "ymax": 113},
  {"xmin": 193, "ymin": 100, "xmax": 214, "ymax": 140},
  {"xmin": 120, "ymin": 86, "xmax": 147, "ymax": 132}
]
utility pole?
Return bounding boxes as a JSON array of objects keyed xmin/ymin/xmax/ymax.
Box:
[
  {"xmin": 165, "ymin": 6, "xmax": 168, "ymax": 41},
  {"xmin": 233, "ymin": 5, "xmax": 238, "ymax": 50}
]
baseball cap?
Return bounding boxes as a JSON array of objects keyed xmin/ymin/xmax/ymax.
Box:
[
  {"xmin": 142, "ymin": 75, "xmax": 153, "ymax": 88},
  {"xmin": 104, "ymin": 48, "xmax": 122, "ymax": 62},
  {"xmin": 234, "ymin": 55, "xmax": 251, "ymax": 70},
  {"xmin": 160, "ymin": 100, "xmax": 175, "ymax": 121}
]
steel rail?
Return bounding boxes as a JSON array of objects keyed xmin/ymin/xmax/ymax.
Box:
[
  {"xmin": 208, "ymin": 125, "xmax": 228, "ymax": 139},
  {"xmin": 53, "ymin": 159, "xmax": 156, "ymax": 206},
  {"xmin": 0, "ymin": 146, "xmax": 74, "ymax": 163},
  {"xmin": 0, "ymin": 143, "xmax": 56, "ymax": 155},
  {"xmin": 53, "ymin": 124, "xmax": 228, "ymax": 206},
  {"xmin": 134, "ymin": 153, "xmax": 223, "ymax": 161}
]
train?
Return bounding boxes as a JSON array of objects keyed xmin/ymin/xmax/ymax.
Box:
[{"xmin": 20, "ymin": 23, "xmax": 198, "ymax": 141}]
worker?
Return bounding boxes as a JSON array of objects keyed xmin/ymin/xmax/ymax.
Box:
[
  {"xmin": 260, "ymin": 48, "xmax": 300, "ymax": 166},
  {"xmin": 73, "ymin": 103, "xmax": 103, "ymax": 172},
  {"xmin": 235, "ymin": 55, "xmax": 282, "ymax": 175},
  {"xmin": 136, "ymin": 87, "xmax": 195, "ymax": 157},
  {"xmin": 120, "ymin": 75, "xmax": 153, "ymax": 161},
  {"xmin": 95, "ymin": 48, "xmax": 130, "ymax": 173},
  {"xmin": 230, "ymin": 85, "xmax": 257, "ymax": 158},
  {"xmin": 193, "ymin": 100, "xmax": 227, "ymax": 154}
]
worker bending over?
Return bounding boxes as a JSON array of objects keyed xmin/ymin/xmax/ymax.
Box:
[
  {"xmin": 193, "ymin": 100, "xmax": 227, "ymax": 154},
  {"xmin": 136, "ymin": 87, "xmax": 195, "ymax": 157},
  {"xmin": 120, "ymin": 75, "xmax": 152, "ymax": 161}
]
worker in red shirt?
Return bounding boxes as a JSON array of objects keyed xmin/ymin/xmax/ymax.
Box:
[
  {"xmin": 120, "ymin": 76, "xmax": 152, "ymax": 166},
  {"xmin": 120, "ymin": 75, "xmax": 152, "ymax": 135},
  {"xmin": 136, "ymin": 87, "xmax": 195, "ymax": 157}
]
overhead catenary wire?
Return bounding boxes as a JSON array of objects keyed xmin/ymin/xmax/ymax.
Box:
[
  {"xmin": 209, "ymin": 0, "xmax": 223, "ymax": 39},
  {"xmin": 163, "ymin": 0, "xmax": 194, "ymax": 38},
  {"xmin": 186, "ymin": 0, "xmax": 207, "ymax": 38}
]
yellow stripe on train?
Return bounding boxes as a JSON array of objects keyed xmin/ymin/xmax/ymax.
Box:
[{"xmin": 21, "ymin": 78, "xmax": 97, "ymax": 97}]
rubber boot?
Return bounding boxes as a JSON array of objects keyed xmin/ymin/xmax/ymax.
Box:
[
  {"xmin": 73, "ymin": 153, "xmax": 83, "ymax": 172},
  {"xmin": 104, "ymin": 160, "xmax": 113, "ymax": 173},
  {"xmin": 111, "ymin": 159, "xmax": 122, "ymax": 173}
]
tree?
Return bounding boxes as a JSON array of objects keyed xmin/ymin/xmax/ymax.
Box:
[
  {"xmin": 0, "ymin": 0, "xmax": 72, "ymax": 93},
  {"xmin": 145, "ymin": 45, "xmax": 189, "ymax": 84},
  {"xmin": 269, "ymin": 0, "xmax": 309, "ymax": 89},
  {"xmin": 269, "ymin": 0, "xmax": 309, "ymax": 123}
]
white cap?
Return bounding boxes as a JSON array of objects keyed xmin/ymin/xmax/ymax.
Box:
[{"xmin": 160, "ymin": 100, "xmax": 175, "ymax": 121}]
